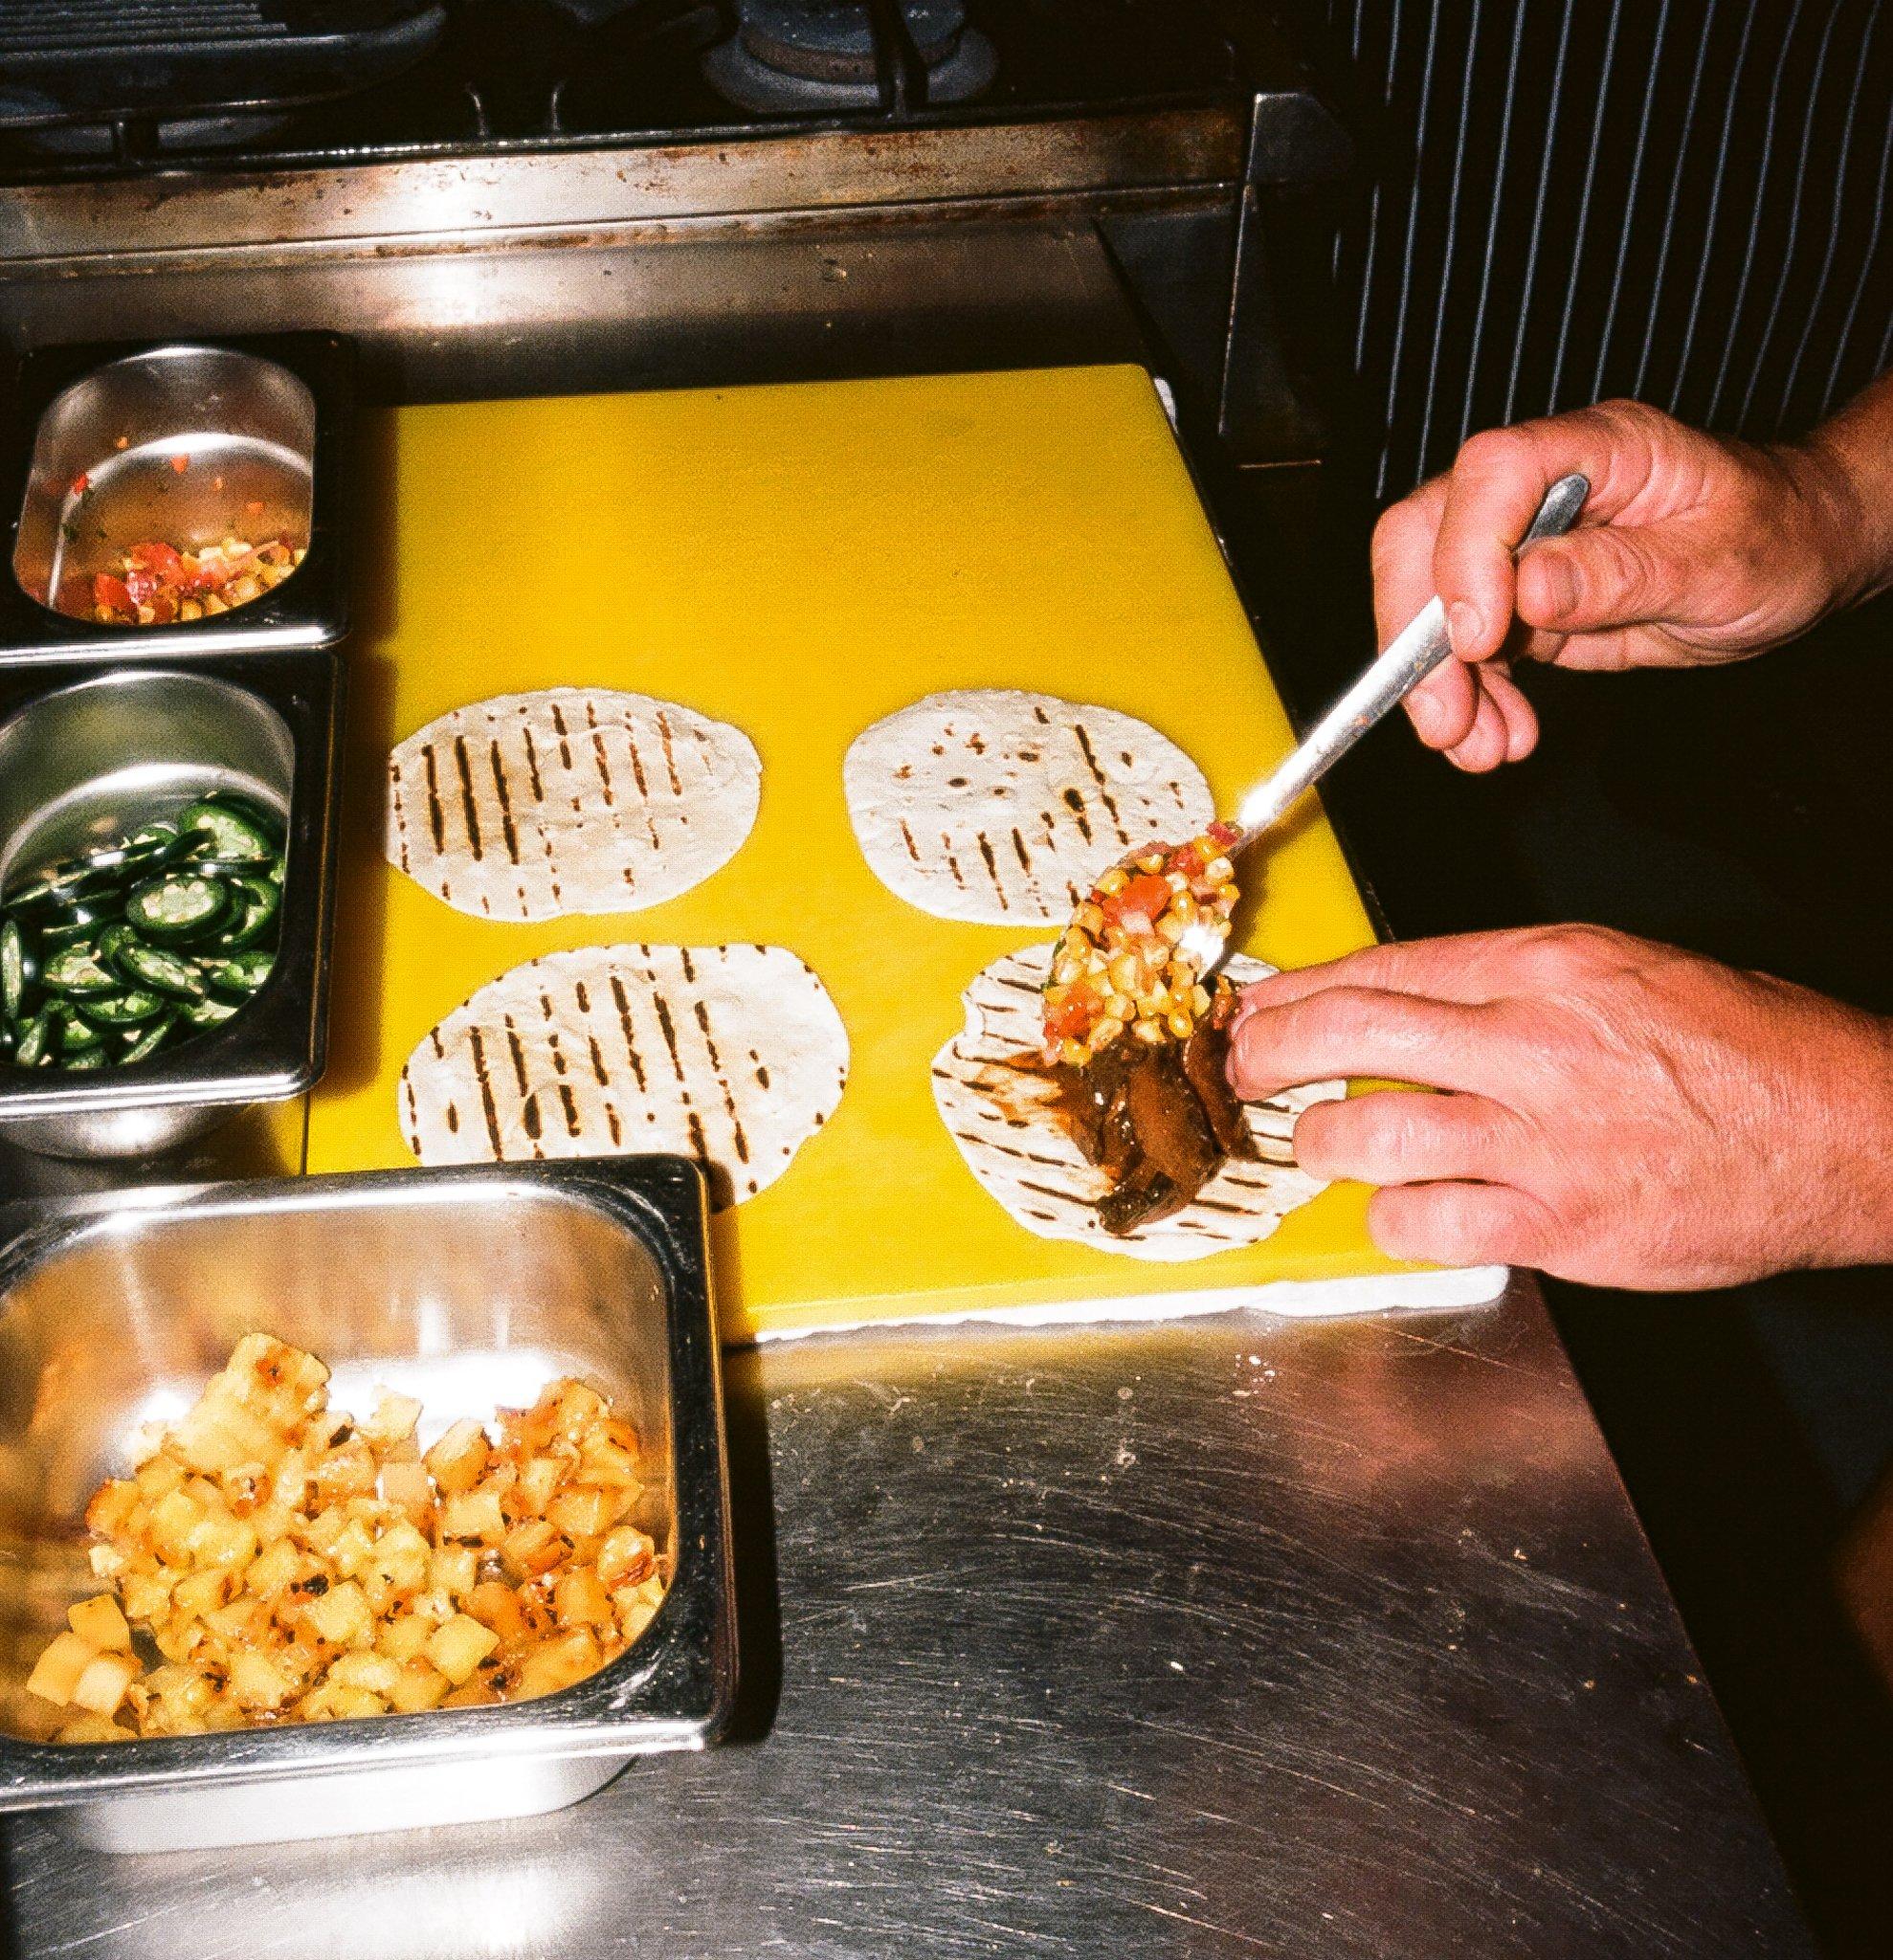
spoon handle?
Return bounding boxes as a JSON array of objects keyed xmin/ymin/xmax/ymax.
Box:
[{"xmin": 1228, "ymin": 472, "xmax": 1590, "ymax": 852}]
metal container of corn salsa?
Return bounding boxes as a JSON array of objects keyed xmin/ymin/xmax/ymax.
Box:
[
  {"xmin": 0, "ymin": 656, "xmax": 342, "ymax": 1160},
  {"xmin": 0, "ymin": 1156, "xmax": 736, "ymax": 1853},
  {"xmin": 2, "ymin": 336, "xmax": 352, "ymax": 664}
]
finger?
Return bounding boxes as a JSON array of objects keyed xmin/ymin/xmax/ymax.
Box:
[
  {"xmin": 1403, "ymin": 656, "xmax": 1479, "ymax": 749},
  {"xmin": 1442, "ymin": 676, "xmax": 1511, "ymax": 772},
  {"xmin": 1431, "ymin": 403, "xmax": 1675, "ymax": 664},
  {"xmin": 1480, "ymin": 664, "xmax": 1541, "ymax": 763},
  {"xmin": 1225, "ymin": 987, "xmax": 1498, "ymax": 1100},
  {"xmin": 1230, "ymin": 930, "xmax": 1549, "ymax": 1013},
  {"xmin": 1515, "ymin": 526, "xmax": 1696, "ymax": 636},
  {"xmin": 1291, "ymin": 1090, "xmax": 1515, "ymax": 1186},
  {"xmin": 1371, "ymin": 479, "xmax": 1448, "ymax": 656},
  {"xmin": 1367, "ymin": 1181, "xmax": 1554, "ymax": 1268}
]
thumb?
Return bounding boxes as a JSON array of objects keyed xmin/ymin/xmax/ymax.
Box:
[{"xmin": 1517, "ymin": 526, "xmax": 1693, "ymax": 635}]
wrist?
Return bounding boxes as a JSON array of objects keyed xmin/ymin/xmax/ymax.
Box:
[
  {"xmin": 1771, "ymin": 432, "xmax": 1887, "ymax": 617},
  {"xmin": 1808, "ymin": 1008, "xmax": 1893, "ymax": 1271},
  {"xmin": 1779, "ymin": 373, "xmax": 1893, "ymax": 613}
]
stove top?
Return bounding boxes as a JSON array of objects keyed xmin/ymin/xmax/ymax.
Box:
[{"xmin": 0, "ymin": 0, "xmax": 1243, "ymax": 179}]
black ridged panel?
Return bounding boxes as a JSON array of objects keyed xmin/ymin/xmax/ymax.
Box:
[{"xmin": 1304, "ymin": 0, "xmax": 1893, "ymax": 495}]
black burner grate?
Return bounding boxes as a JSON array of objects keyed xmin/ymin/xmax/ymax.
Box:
[{"xmin": 0, "ymin": 0, "xmax": 447, "ymax": 129}]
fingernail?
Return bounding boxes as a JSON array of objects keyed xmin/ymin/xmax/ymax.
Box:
[{"xmin": 1447, "ymin": 600, "xmax": 1484, "ymax": 658}]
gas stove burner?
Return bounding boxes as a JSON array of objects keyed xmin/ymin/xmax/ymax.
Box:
[{"xmin": 702, "ymin": 0, "xmax": 996, "ymax": 114}]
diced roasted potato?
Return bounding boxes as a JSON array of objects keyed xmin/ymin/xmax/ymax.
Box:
[
  {"xmin": 426, "ymin": 1613, "xmax": 499, "ymax": 1686},
  {"xmin": 39, "ymin": 1348, "xmax": 661, "ymax": 1740},
  {"xmin": 55, "ymin": 1711, "xmax": 134, "ymax": 1745},
  {"xmin": 425, "ymin": 1419, "xmax": 490, "ymax": 1496},
  {"xmin": 301, "ymin": 1578, "xmax": 373, "ymax": 1649},
  {"xmin": 430, "ymin": 1544, "xmax": 479, "ymax": 1600},
  {"xmin": 230, "ymin": 1649, "xmax": 295, "ymax": 1713},
  {"xmin": 380, "ymin": 1459, "xmax": 433, "ymax": 1526},
  {"xmin": 365, "ymin": 1390, "xmax": 423, "ymax": 1449},
  {"xmin": 553, "ymin": 1568, "xmax": 613, "ymax": 1631},
  {"xmin": 327, "ymin": 1650, "xmax": 402, "ymax": 1697},
  {"xmin": 546, "ymin": 1485, "xmax": 617, "ymax": 1541},
  {"xmin": 68, "ymin": 1593, "xmax": 131, "ymax": 1651},
  {"xmin": 27, "ymin": 1631, "xmax": 97, "ymax": 1707},
  {"xmin": 514, "ymin": 1627, "xmax": 602, "ymax": 1701},
  {"xmin": 501, "ymin": 1518, "xmax": 565, "ymax": 1582},
  {"xmin": 388, "ymin": 1659, "xmax": 450, "ymax": 1714},
  {"xmin": 71, "ymin": 1650, "xmax": 139, "ymax": 1717},
  {"xmin": 439, "ymin": 1489, "xmax": 505, "ymax": 1545}
]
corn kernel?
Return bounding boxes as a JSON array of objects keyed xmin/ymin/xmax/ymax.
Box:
[
  {"xmin": 1076, "ymin": 902, "xmax": 1106, "ymax": 935},
  {"xmin": 1091, "ymin": 1016, "xmax": 1125, "ymax": 1047},
  {"xmin": 1156, "ymin": 914, "xmax": 1186, "ymax": 944},
  {"xmin": 1166, "ymin": 871, "xmax": 1189, "ymax": 893},
  {"xmin": 1138, "ymin": 854, "xmax": 1164, "ymax": 874},
  {"xmin": 1107, "ymin": 952, "xmax": 1140, "ymax": 991},
  {"xmin": 1131, "ymin": 1018, "xmax": 1165, "ymax": 1044},
  {"xmin": 1191, "ymin": 985, "xmax": 1212, "ymax": 1015},
  {"xmin": 1053, "ymin": 955, "xmax": 1084, "ymax": 987},
  {"xmin": 1097, "ymin": 869, "xmax": 1128, "ymax": 898},
  {"xmin": 1058, "ymin": 1038, "xmax": 1088, "ymax": 1068},
  {"xmin": 1206, "ymin": 857, "xmax": 1234, "ymax": 884},
  {"xmin": 1167, "ymin": 1011, "xmax": 1195, "ymax": 1040}
]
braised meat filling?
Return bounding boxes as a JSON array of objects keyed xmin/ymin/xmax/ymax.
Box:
[{"xmin": 1042, "ymin": 1006, "xmax": 1257, "ymax": 1235}]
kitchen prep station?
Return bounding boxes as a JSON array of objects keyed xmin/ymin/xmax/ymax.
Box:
[{"xmin": 0, "ymin": 3, "xmax": 1815, "ymax": 1954}]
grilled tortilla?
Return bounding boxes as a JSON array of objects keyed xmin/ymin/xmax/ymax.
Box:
[
  {"xmin": 398, "ymin": 943, "xmax": 847, "ymax": 1206},
  {"xmin": 843, "ymin": 690, "xmax": 1214, "ymax": 924},
  {"xmin": 387, "ymin": 688, "xmax": 761, "ymax": 922},
  {"xmin": 931, "ymin": 943, "xmax": 1341, "ymax": 1260}
]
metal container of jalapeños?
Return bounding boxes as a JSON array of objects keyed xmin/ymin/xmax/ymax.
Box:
[{"xmin": 0, "ymin": 657, "xmax": 342, "ymax": 1159}]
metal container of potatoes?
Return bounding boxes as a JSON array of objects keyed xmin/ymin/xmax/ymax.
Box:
[{"xmin": 0, "ymin": 1157, "xmax": 735, "ymax": 1854}]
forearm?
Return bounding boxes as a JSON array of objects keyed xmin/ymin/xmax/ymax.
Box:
[{"xmin": 1782, "ymin": 368, "xmax": 1893, "ymax": 612}]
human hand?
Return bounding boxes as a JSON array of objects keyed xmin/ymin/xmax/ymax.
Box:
[
  {"xmin": 1374, "ymin": 398, "xmax": 1872, "ymax": 770},
  {"xmin": 1226, "ymin": 925, "xmax": 1893, "ymax": 1289}
]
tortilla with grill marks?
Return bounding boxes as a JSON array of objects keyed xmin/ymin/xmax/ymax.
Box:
[
  {"xmin": 386, "ymin": 688, "xmax": 760, "ymax": 922},
  {"xmin": 931, "ymin": 943, "xmax": 1342, "ymax": 1260},
  {"xmin": 398, "ymin": 944, "xmax": 848, "ymax": 1206},
  {"xmin": 843, "ymin": 690, "xmax": 1215, "ymax": 924}
]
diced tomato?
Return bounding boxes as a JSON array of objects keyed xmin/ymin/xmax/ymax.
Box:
[
  {"xmin": 1043, "ymin": 991, "xmax": 1097, "ymax": 1041},
  {"xmin": 1207, "ymin": 820, "xmax": 1240, "ymax": 850},
  {"xmin": 146, "ymin": 590, "xmax": 178, "ymax": 624},
  {"xmin": 93, "ymin": 572, "xmax": 131, "ymax": 612},
  {"xmin": 245, "ymin": 500, "xmax": 265, "ymax": 517},
  {"xmin": 70, "ymin": 472, "xmax": 89, "ymax": 496},
  {"xmin": 1102, "ymin": 873, "xmax": 1171, "ymax": 930},
  {"xmin": 127, "ymin": 540, "xmax": 181, "ymax": 575},
  {"xmin": 170, "ymin": 454, "xmax": 189, "ymax": 474},
  {"xmin": 1169, "ymin": 844, "xmax": 1205, "ymax": 880}
]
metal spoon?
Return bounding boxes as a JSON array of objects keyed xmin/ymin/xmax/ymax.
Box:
[{"xmin": 1172, "ymin": 470, "xmax": 1590, "ymax": 976}]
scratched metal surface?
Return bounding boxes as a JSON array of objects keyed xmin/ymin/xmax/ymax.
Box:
[{"xmin": 0, "ymin": 1279, "xmax": 1809, "ymax": 1958}]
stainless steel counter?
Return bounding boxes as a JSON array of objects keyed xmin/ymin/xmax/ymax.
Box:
[
  {"xmin": 0, "ymin": 124, "xmax": 1813, "ymax": 1954},
  {"xmin": 0, "ymin": 1280, "xmax": 1810, "ymax": 1957}
]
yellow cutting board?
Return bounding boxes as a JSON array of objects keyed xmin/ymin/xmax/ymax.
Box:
[{"xmin": 307, "ymin": 364, "xmax": 1405, "ymax": 1341}]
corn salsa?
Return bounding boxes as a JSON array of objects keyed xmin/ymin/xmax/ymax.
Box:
[{"xmin": 1041, "ymin": 822, "xmax": 1242, "ymax": 1067}]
